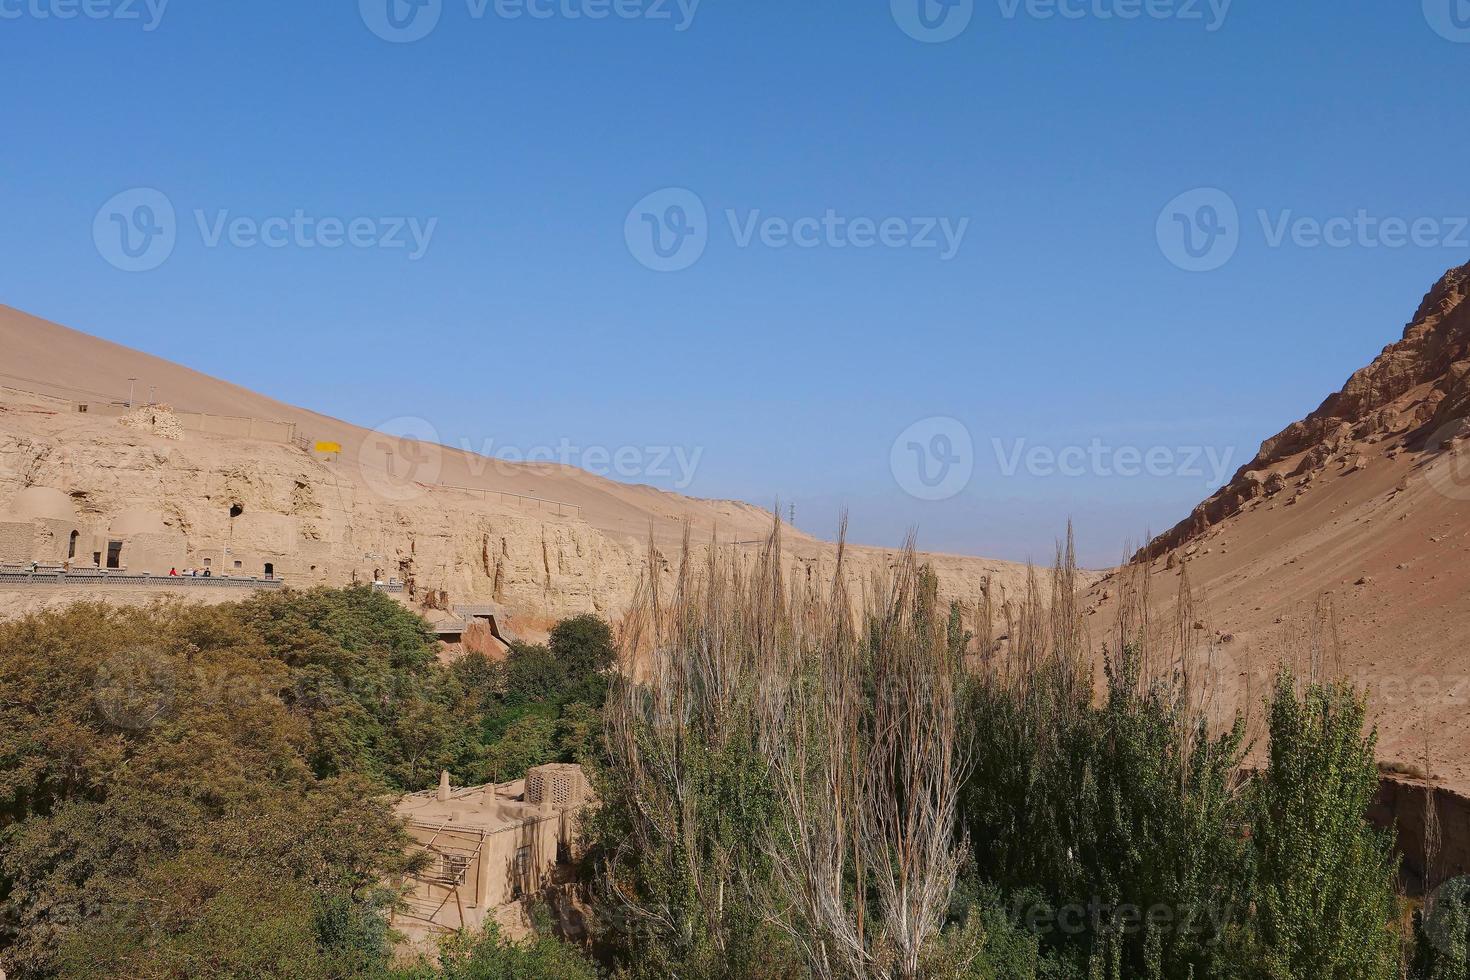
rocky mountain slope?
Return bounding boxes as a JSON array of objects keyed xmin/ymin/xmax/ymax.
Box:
[{"xmin": 1095, "ymin": 261, "xmax": 1470, "ymax": 793}]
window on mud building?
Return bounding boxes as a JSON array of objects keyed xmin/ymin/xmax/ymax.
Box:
[
  {"xmin": 229, "ymin": 504, "xmax": 243, "ymax": 519},
  {"xmin": 68, "ymin": 531, "xmax": 78, "ymax": 560},
  {"xmin": 442, "ymin": 853, "xmax": 469, "ymax": 884},
  {"xmin": 106, "ymin": 541, "xmax": 122, "ymax": 570},
  {"xmin": 513, "ymin": 845, "xmax": 532, "ymax": 899},
  {"xmin": 264, "ymin": 563, "xmax": 274, "ymax": 579}
]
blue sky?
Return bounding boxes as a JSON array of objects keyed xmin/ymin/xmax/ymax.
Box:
[{"xmin": 2, "ymin": 0, "xmax": 1468, "ymax": 566}]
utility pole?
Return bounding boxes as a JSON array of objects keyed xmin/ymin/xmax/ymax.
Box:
[
  {"xmin": 148, "ymin": 385, "xmax": 156, "ymax": 406},
  {"xmin": 127, "ymin": 377, "xmax": 137, "ymax": 408}
]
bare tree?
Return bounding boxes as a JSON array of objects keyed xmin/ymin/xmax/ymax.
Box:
[
  {"xmin": 603, "ymin": 516, "xmax": 970, "ymax": 979},
  {"xmin": 759, "ymin": 525, "xmax": 969, "ymax": 980}
]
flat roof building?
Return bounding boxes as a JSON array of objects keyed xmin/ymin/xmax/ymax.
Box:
[{"xmin": 391, "ymin": 764, "xmax": 592, "ymax": 945}]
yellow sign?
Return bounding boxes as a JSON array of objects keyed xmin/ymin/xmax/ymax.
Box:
[{"xmin": 315, "ymin": 441, "xmax": 343, "ymax": 454}]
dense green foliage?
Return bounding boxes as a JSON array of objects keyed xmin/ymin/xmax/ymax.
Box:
[
  {"xmin": 0, "ymin": 581, "xmax": 1434, "ymax": 980},
  {"xmin": 1412, "ymin": 877, "xmax": 1470, "ymax": 979},
  {"xmin": 0, "ymin": 590, "xmax": 609, "ymax": 979},
  {"xmin": 586, "ymin": 711, "xmax": 796, "ymax": 978},
  {"xmin": 963, "ymin": 644, "xmax": 1251, "ymax": 978},
  {"xmin": 1241, "ymin": 671, "xmax": 1401, "ymax": 979},
  {"xmin": 592, "ymin": 634, "xmax": 1411, "ymax": 978},
  {"xmin": 387, "ymin": 923, "xmax": 600, "ymax": 980}
]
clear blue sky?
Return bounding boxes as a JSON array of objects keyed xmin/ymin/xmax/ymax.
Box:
[{"xmin": 2, "ymin": 1, "xmax": 1468, "ymax": 566}]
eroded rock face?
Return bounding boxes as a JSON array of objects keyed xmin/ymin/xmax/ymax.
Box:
[
  {"xmin": 1139, "ymin": 261, "xmax": 1470, "ymax": 561},
  {"xmin": 0, "ymin": 396, "xmax": 1043, "ymax": 629}
]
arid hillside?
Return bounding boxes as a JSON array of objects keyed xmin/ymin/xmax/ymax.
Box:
[
  {"xmin": 1091, "ymin": 261, "xmax": 1470, "ymax": 793},
  {"xmin": 0, "ymin": 305, "xmax": 1038, "ymax": 630}
]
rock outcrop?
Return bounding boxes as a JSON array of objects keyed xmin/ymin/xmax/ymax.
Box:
[{"xmin": 1139, "ymin": 261, "xmax": 1470, "ymax": 560}]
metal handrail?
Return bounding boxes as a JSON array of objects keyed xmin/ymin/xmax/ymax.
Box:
[{"xmin": 0, "ymin": 567, "xmax": 286, "ymax": 589}]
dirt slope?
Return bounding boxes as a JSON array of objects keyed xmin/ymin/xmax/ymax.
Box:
[{"xmin": 1093, "ymin": 261, "xmax": 1470, "ymax": 793}]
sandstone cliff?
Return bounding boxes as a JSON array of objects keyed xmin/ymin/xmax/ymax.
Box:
[{"xmin": 0, "ymin": 306, "xmax": 1041, "ymax": 632}]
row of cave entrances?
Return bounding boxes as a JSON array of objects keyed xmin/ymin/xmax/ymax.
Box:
[{"xmin": 63, "ymin": 498, "xmax": 273, "ymax": 577}]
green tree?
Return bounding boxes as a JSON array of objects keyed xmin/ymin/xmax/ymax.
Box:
[
  {"xmin": 1240, "ymin": 669, "xmax": 1400, "ymax": 979},
  {"xmin": 389, "ymin": 923, "xmax": 599, "ymax": 980},
  {"xmin": 482, "ymin": 713, "xmax": 558, "ymax": 783},
  {"xmin": 0, "ymin": 600, "xmax": 415, "ymax": 979},
  {"xmin": 548, "ymin": 614, "xmax": 616, "ymax": 678}
]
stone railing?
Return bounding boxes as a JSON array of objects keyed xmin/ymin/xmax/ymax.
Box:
[{"xmin": 0, "ymin": 566, "xmax": 286, "ymax": 590}]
